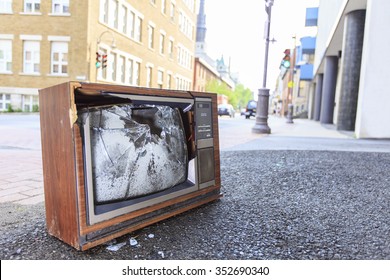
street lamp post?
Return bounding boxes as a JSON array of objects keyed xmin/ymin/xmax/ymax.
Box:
[
  {"xmin": 252, "ymin": 0, "xmax": 274, "ymax": 134},
  {"xmin": 97, "ymin": 30, "xmax": 117, "ymax": 49}
]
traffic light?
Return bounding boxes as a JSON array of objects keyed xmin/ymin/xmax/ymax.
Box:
[
  {"xmin": 102, "ymin": 54, "xmax": 108, "ymax": 68},
  {"xmin": 280, "ymin": 49, "xmax": 291, "ymax": 69},
  {"xmin": 95, "ymin": 52, "xmax": 102, "ymax": 68}
]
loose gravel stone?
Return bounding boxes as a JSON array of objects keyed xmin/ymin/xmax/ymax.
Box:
[{"xmin": 0, "ymin": 150, "xmax": 389, "ymax": 259}]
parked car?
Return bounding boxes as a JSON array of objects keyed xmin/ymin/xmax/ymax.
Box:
[
  {"xmin": 218, "ymin": 104, "xmax": 235, "ymax": 118},
  {"xmin": 245, "ymin": 100, "xmax": 257, "ymax": 119}
]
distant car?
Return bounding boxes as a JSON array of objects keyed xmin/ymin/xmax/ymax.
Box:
[
  {"xmin": 218, "ymin": 104, "xmax": 235, "ymax": 118},
  {"xmin": 245, "ymin": 100, "xmax": 257, "ymax": 119}
]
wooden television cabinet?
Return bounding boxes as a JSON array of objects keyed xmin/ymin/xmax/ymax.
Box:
[{"xmin": 39, "ymin": 82, "xmax": 221, "ymax": 250}]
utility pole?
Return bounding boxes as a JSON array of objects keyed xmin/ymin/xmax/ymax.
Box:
[{"xmin": 252, "ymin": 0, "xmax": 274, "ymax": 134}]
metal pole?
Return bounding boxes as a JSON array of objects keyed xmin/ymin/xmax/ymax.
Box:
[
  {"xmin": 286, "ymin": 36, "xmax": 296, "ymax": 124},
  {"xmin": 252, "ymin": 0, "xmax": 274, "ymax": 134}
]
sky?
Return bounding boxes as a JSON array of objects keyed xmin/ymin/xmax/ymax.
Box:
[{"xmin": 202, "ymin": 0, "xmax": 319, "ymax": 95}]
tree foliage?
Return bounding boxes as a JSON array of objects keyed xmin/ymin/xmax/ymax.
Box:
[{"xmin": 205, "ymin": 80, "xmax": 253, "ymax": 110}]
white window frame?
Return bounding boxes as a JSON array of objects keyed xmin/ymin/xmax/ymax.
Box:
[
  {"xmin": 159, "ymin": 31, "xmax": 165, "ymax": 55},
  {"xmin": 118, "ymin": 55, "xmax": 125, "ymax": 83},
  {"xmin": 127, "ymin": 58, "xmax": 133, "ymax": 85},
  {"xmin": 161, "ymin": 0, "xmax": 166, "ymax": 14},
  {"xmin": 108, "ymin": 0, "xmax": 118, "ymax": 29},
  {"xmin": 148, "ymin": 22, "xmax": 155, "ymax": 49},
  {"xmin": 23, "ymin": 40, "xmax": 40, "ymax": 75},
  {"xmin": 0, "ymin": 38, "xmax": 12, "ymax": 73},
  {"xmin": 0, "ymin": 0, "xmax": 12, "ymax": 13},
  {"xmin": 134, "ymin": 16, "xmax": 142, "ymax": 42},
  {"xmin": 52, "ymin": 0, "xmax": 70, "ymax": 15},
  {"xmin": 119, "ymin": 4, "xmax": 127, "ymax": 34},
  {"xmin": 168, "ymin": 37, "xmax": 174, "ymax": 59},
  {"xmin": 134, "ymin": 61, "xmax": 140, "ymax": 86},
  {"xmin": 167, "ymin": 72, "xmax": 172, "ymax": 89},
  {"xmin": 100, "ymin": 0, "xmax": 108, "ymax": 24},
  {"xmin": 157, "ymin": 68, "xmax": 164, "ymax": 88},
  {"xmin": 146, "ymin": 63, "xmax": 153, "ymax": 88},
  {"xmin": 0, "ymin": 93, "xmax": 11, "ymax": 111},
  {"xmin": 170, "ymin": 1, "xmax": 175, "ymax": 21},
  {"xmin": 50, "ymin": 40, "xmax": 69, "ymax": 76},
  {"xmin": 23, "ymin": 0, "xmax": 41, "ymax": 14},
  {"xmin": 109, "ymin": 51, "xmax": 117, "ymax": 82}
]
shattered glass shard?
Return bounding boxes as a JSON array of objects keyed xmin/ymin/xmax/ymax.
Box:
[{"xmin": 83, "ymin": 104, "xmax": 188, "ymax": 203}]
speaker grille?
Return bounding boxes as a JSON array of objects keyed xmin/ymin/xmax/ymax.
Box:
[{"xmin": 198, "ymin": 148, "xmax": 215, "ymax": 184}]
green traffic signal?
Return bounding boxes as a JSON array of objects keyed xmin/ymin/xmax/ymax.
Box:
[
  {"xmin": 96, "ymin": 52, "xmax": 102, "ymax": 68},
  {"xmin": 280, "ymin": 49, "xmax": 291, "ymax": 69},
  {"xmin": 283, "ymin": 60, "xmax": 291, "ymax": 68}
]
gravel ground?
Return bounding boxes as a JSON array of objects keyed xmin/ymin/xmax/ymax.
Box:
[{"xmin": 1, "ymin": 150, "xmax": 389, "ymax": 260}]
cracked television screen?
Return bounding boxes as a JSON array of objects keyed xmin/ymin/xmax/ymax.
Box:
[{"xmin": 79, "ymin": 104, "xmax": 188, "ymax": 204}]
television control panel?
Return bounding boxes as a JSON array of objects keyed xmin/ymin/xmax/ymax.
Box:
[{"xmin": 195, "ymin": 98, "xmax": 213, "ymax": 140}]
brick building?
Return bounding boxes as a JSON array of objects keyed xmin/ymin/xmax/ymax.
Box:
[{"xmin": 0, "ymin": 0, "xmax": 197, "ymax": 111}]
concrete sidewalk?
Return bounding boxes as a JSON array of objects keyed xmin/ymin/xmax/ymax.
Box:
[
  {"xmin": 221, "ymin": 115, "xmax": 390, "ymax": 152},
  {"xmin": 0, "ymin": 114, "xmax": 43, "ymax": 205}
]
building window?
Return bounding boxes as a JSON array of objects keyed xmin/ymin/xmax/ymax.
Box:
[
  {"xmin": 52, "ymin": 0, "xmax": 69, "ymax": 14},
  {"xmin": 170, "ymin": 2, "xmax": 175, "ymax": 21},
  {"xmin": 108, "ymin": 0, "xmax": 118, "ymax": 29},
  {"xmin": 0, "ymin": 94, "xmax": 11, "ymax": 111},
  {"xmin": 24, "ymin": 0, "xmax": 40, "ymax": 13},
  {"xmin": 51, "ymin": 41, "xmax": 68, "ymax": 75},
  {"xmin": 23, "ymin": 95, "xmax": 33, "ymax": 112},
  {"xmin": 0, "ymin": 40, "xmax": 12, "ymax": 73},
  {"xmin": 179, "ymin": 11, "xmax": 194, "ymax": 40},
  {"xmin": 135, "ymin": 17, "xmax": 142, "ymax": 42},
  {"xmin": 110, "ymin": 52, "xmax": 117, "ymax": 81},
  {"xmin": 177, "ymin": 44, "xmax": 192, "ymax": 70},
  {"xmin": 183, "ymin": 0, "xmax": 195, "ymax": 12},
  {"xmin": 146, "ymin": 65, "xmax": 153, "ymax": 87},
  {"xmin": 168, "ymin": 39, "xmax": 173, "ymax": 59},
  {"xmin": 157, "ymin": 69, "xmax": 163, "ymax": 88},
  {"xmin": 161, "ymin": 0, "xmax": 166, "ymax": 14},
  {"xmin": 128, "ymin": 10, "xmax": 135, "ymax": 38},
  {"xmin": 148, "ymin": 24, "xmax": 154, "ymax": 49},
  {"xmin": 159, "ymin": 33, "xmax": 165, "ymax": 55},
  {"xmin": 134, "ymin": 61, "xmax": 140, "ymax": 86},
  {"xmin": 167, "ymin": 73, "xmax": 171, "ymax": 89},
  {"xmin": 102, "ymin": 0, "xmax": 108, "ymax": 24},
  {"xmin": 100, "ymin": 0, "xmax": 143, "ymax": 43},
  {"xmin": 120, "ymin": 4, "xmax": 127, "ymax": 34},
  {"xmin": 119, "ymin": 55, "xmax": 125, "ymax": 83},
  {"xmin": 23, "ymin": 41, "xmax": 40, "ymax": 74},
  {"xmin": 128, "ymin": 59, "xmax": 133, "ymax": 85},
  {"xmin": 0, "ymin": 0, "xmax": 12, "ymax": 13}
]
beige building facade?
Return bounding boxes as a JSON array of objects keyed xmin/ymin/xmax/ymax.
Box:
[{"xmin": 0, "ymin": 0, "xmax": 197, "ymax": 112}]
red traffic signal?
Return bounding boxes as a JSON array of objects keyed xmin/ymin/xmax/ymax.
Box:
[{"xmin": 102, "ymin": 54, "xmax": 108, "ymax": 68}]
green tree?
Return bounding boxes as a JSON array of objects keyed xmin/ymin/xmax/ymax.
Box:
[
  {"xmin": 205, "ymin": 80, "xmax": 253, "ymax": 110},
  {"xmin": 234, "ymin": 84, "xmax": 253, "ymax": 110},
  {"xmin": 206, "ymin": 80, "xmax": 253, "ymax": 109}
]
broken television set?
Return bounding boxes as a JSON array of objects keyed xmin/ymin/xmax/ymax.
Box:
[{"xmin": 77, "ymin": 93, "xmax": 216, "ymax": 225}]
